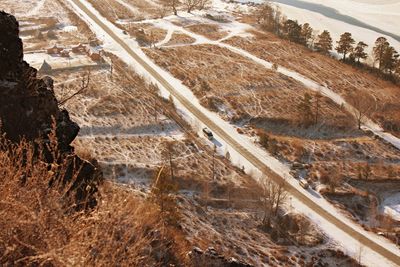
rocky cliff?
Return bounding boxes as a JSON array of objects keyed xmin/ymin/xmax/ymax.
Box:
[{"xmin": 0, "ymin": 11, "xmax": 101, "ymax": 208}]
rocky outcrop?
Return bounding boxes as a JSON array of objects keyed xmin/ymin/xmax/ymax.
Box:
[{"xmin": 0, "ymin": 11, "xmax": 101, "ymax": 208}]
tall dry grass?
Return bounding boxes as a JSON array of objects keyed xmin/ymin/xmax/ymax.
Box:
[{"xmin": 0, "ymin": 137, "xmax": 186, "ymax": 266}]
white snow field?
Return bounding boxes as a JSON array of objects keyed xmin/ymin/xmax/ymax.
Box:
[
  {"xmin": 239, "ymin": 0, "xmax": 400, "ymax": 53},
  {"xmin": 65, "ymin": 0, "xmax": 399, "ymax": 266},
  {"xmin": 382, "ymin": 192, "xmax": 400, "ymax": 221}
]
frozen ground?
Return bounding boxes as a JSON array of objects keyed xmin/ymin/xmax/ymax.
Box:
[
  {"xmin": 382, "ymin": 192, "xmax": 400, "ymax": 221},
  {"xmin": 238, "ymin": 0, "xmax": 400, "ymax": 53},
  {"xmin": 24, "ymin": 52, "xmax": 98, "ymax": 70},
  {"xmin": 65, "ymin": 0, "xmax": 400, "ymax": 265}
]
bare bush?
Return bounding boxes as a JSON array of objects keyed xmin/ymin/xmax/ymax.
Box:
[{"xmin": 347, "ymin": 92, "xmax": 377, "ymax": 130}]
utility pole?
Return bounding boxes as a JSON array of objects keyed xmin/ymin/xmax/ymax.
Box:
[
  {"xmin": 154, "ymin": 97, "xmax": 158, "ymax": 123},
  {"xmin": 168, "ymin": 143, "xmax": 174, "ymax": 180},
  {"xmin": 212, "ymin": 144, "xmax": 216, "ymax": 180}
]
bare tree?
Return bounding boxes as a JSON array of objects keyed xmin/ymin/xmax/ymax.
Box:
[
  {"xmin": 195, "ymin": 0, "xmax": 211, "ymax": 10},
  {"xmin": 347, "ymin": 92, "xmax": 377, "ymax": 130},
  {"xmin": 260, "ymin": 178, "xmax": 287, "ymax": 228},
  {"xmin": 183, "ymin": 0, "xmax": 198, "ymax": 13},
  {"xmin": 162, "ymin": 141, "xmax": 176, "ymax": 180},
  {"xmin": 160, "ymin": 0, "xmax": 181, "ymax": 16},
  {"xmin": 58, "ymin": 69, "xmax": 91, "ymax": 106}
]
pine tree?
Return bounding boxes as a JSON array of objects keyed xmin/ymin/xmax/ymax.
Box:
[
  {"xmin": 395, "ymin": 59, "xmax": 400, "ymax": 77},
  {"xmin": 282, "ymin": 19, "xmax": 301, "ymax": 43},
  {"xmin": 300, "ymin": 23, "xmax": 313, "ymax": 47},
  {"xmin": 336, "ymin": 32, "xmax": 355, "ymax": 61},
  {"xmin": 373, "ymin": 37, "xmax": 390, "ymax": 70},
  {"xmin": 315, "ymin": 30, "xmax": 333, "ymax": 54},
  {"xmin": 381, "ymin": 46, "xmax": 399, "ymax": 74},
  {"xmin": 351, "ymin": 41, "xmax": 368, "ymax": 63}
]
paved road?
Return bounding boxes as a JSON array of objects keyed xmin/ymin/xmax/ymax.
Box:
[{"xmin": 68, "ymin": 0, "xmax": 400, "ymax": 265}]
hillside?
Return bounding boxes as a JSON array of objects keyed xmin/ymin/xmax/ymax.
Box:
[{"xmin": 1, "ymin": 0, "xmax": 400, "ymax": 266}]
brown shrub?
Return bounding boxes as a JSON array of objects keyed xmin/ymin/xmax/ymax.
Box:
[{"xmin": 0, "ymin": 139, "xmax": 186, "ymax": 266}]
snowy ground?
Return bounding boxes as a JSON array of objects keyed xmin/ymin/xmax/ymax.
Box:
[
  {"xmin": 238, "ymin": 0, "xmax": 400, "ymax": 53},
  {"xmin": 24, "ymin": 52, "xmax": 98, "ymax": 70},
  {"xmin": 64, "ymin": 0, "xmax": 400, "ymax": 265},
  {"xmin": 382, "ymin": 192, "xmax": 400, "ymax": 221}
]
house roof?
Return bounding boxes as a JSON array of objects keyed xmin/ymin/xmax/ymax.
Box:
[{"xmin": 39, "ymin": 60, "xmax": 52, "ymax": 72}]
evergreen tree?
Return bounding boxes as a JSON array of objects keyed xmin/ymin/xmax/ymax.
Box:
[
  {"xmin": 373, "ymin": 37, "xmax": 390, "ymax": 70},
  {"xmin": 381, "ymin": 46, "xmax": 399, "ymax": 74},
  {"xmin": 282, "ymin": 19, "xmax": 301, "ymax": 43},
  {"xmin": 336, "ymin": 32, "xmax": 355, "ymax": 61},
  {"xmin": 351, "ymin": 41, "xmax": 368, "ymax": 63},
  {"xmin": 300, "ymin": 23, "xmax": 313, "ymax": 47},
  {"xmin": 315, "ymin": 30, "xmax": 333, "ymax": 54},
  {"xmin": 395, "ymin": 59, "xmax": 400, "ymax": 77}
]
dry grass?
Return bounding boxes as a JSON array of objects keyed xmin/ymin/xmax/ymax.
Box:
[
  {"xmin": 86, "ymin": 0, "xmax": 135, "ymax": 22},
  {"xmin": 144, "ymin": 44, "xmax": 354, "ymax": 130},
  {"xmin": 166, "ymin": 33, "xmax": 196, "ymax": 46},
  {"xmin": 19, "ymin": 0, "xmax": 98, "ymax": 52},
  {"xmin": 0, "ymin": 138, "xmax": 187, "ymax": 266},
  {"xmin": 86, "ymin": 0, "xmax": 163, "ymax": 22},
  {"xmin": 258, "ymin": 131, "xmax": 400, "ymax": 181},
  {"xmin": 184, "ymin": 24, "xmax": 228, "ymax": 40},
  {"xmin": 122, "ymin": 23, "xmax": 167, "ymax": 45},
  {"xmin": 224, "ymin": 31, "xmax": 400, "ymax": 135}
]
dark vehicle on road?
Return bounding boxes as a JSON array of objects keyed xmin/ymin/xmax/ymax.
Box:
[{"xmin": 203, "ymin": 128, "xmax": 214, "ymax": 140}]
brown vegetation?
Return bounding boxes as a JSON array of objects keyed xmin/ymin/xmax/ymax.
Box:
[
  {"xmin": 224, "ymin": 31, "xmax": 400, "ymax": 136},
  {"xmin": 166, "ymin": 32, "xmax": 196, "ymax": 46},
  {"xmin": 144, "ymin": 44, "xmax": 354, "ymax": 130},
  {"xmin": 184, "ymin": 23, "xmax": 228, "ymax": 40},
  {"xmin": 0, "ymin": 138, "xmax": 187, "ymax": 266}
]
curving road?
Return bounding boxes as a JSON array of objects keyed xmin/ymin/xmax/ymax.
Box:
[{"xmin": 67, "ymin": 0, "xmax": 400, "ymax": 265}]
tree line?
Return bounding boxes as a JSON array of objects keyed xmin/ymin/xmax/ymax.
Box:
[
  {"xmin": 160, "ymin": 0, "xmax": 211, "ymax": 15},
  {"xmin": 255, "ymin": 3, "xmax": 400, "ymax": 83}
]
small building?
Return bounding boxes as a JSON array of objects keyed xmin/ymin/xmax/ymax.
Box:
[
  {"xmin": 86, "ymin": 47, "xmax": 103, "ymax": 62},
  {"xmin": 46, "ymin": 44, "xmax": 64, "ymax": 55},
  {"xmin": 72, "ymin": 43, "xmax": 87, "ymax": 54},
  {"xmin": 60, "ymin": 50, "xmax": 70, "ymax": 58},
  {"xmin": 38, "ymin": 60, "xmax": 52, "ymax": 74}
]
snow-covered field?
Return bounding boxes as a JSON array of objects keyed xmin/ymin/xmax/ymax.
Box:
[
  {"xmin": 65, "ymin": 0, "xmax": 400, "ymax": 265},
  {"xmin": 239, "ymin": 0, "xmax": 400, "ymax": 53}
]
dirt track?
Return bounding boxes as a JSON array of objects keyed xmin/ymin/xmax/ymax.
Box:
[{"xmin": 68, "ymin": 0, "xmax": 400, "ymax": 265}]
